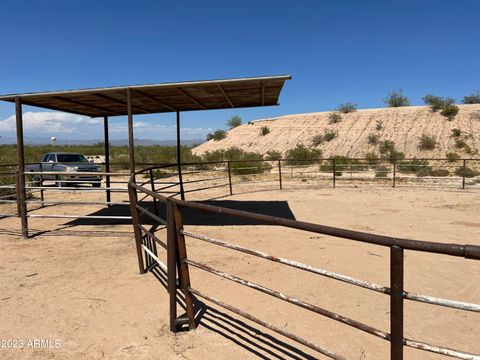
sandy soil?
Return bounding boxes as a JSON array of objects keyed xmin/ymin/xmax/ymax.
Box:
[
  {"xmin": 0, "ymin": 179, "xmax": 479, "ymax": 359},
  {"xmin": 192, "ymin": 104, "xmax": 480, "ymax": 159}
]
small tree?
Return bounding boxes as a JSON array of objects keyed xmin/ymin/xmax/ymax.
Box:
[
  {"xmin": 418, "ymin": 134, "xmax": 436, "ymax": 150},
  {"xmin": 260, "ymin": 126, "xmax": 270, "ymax": 136},
  {"xmin": 328, "ymin": 112, "xmax": 342, "ymax": 124},
  {"xmin": 462, "ymin": 91, "xmax": 480, "ymax": 104},
  {"xmin": 323, "ymin": 129, "xmax": 337, "ymax": 141},
  {"xmin": 311, "ymin": 134, "xmax": 324, "ymax": 147},
  {"xmin": 206, "ymin": 129, "xmax": 227, "ymax": 141},
  {"xmin": 368, "ymin": 133, "xmax": 379, "ymax": 145},
  {"xmin": 455, "ymin": 138, "xmax": 467, "ymax": 149},
  {"xmin": 265, "ymin": 150, "xmax": 282, "ymax": 161},
  {"xmin": 285, "ymin": 145, "xmax": 322, "ymax": 165},
  {"xmin": 451, "ymin": 128, "xmax": 462, "ymax": 137},
  {"xmin": 423, "ymin": 95, "xmax": 452, "ymax": 112},
  {"xmin": 384, "ymin": 89, "xmax": 410, "ymax": 107},
  {"xmin": 226, "ymin": 115, "xmax": 242, "ymax": 129},
  {"xmin": 440, "ymin": 103, "xmax": 459, "ymax": 121},
  {"xmin": 446, "ymin": 152, "xmax": 460, "ymax": 162},
  {"xmin": 365, "ymin": 152, "xmax": 380, "ymax": 165},
  {"xmin": 337, "ymin": 102, "xmax": 358, "ymax": 113}
]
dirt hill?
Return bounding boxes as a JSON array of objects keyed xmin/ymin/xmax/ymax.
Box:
[{"xmin": 192, "ymin": 105, "xmax": 480, "ymax": 158}]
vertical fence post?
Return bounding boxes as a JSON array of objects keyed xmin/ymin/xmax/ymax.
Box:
[
  {"xmin": 166, "ymin": 200, "xmax": 178, "ymax": 332},
  {"xmin": 127, "ymin": 183, "xmax": 145, "ymax": 274},
  {"xmin": 39, "ymin": 162, "xmax": 45, "ymax": 207},
  {"xmin": 227, "ymin": 161, "xmax": 233, "ymax": 196},
  {"xmin": 149, "ymin": 168, "xmax": 158, "ymax": 215},
  {"xmin": 15, "ymin": 171, "xmax": 21, "ymax": 217},
  {"xmin": 278, "ymin": 159, "xmax": 283, "ymax": 190},
  {"xmin": 461, "ymin": 159, "xmax": 466, "ymax": 190},
  {"xmin": 390, "ymin": 245, "xmax": 404, "ymax": 360},
  {"xmin": 392, "ymin": 160, "xmax": 396, "ymax": 188},
  {"xmin": 332, "ymin": 158, "xmax": 336, "ymax": 189},
  {"xmin": 172, "ymin": 203, "xmax": 197, "ymax": 330}
]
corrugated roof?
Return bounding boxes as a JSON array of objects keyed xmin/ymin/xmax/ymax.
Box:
[{"xmin": 0, "ymin": 75, "xmax": 291, "ymax": 117}]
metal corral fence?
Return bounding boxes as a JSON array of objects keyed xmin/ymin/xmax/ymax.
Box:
[{"xmin": 128, "ymin": 165, "xmax": 480, "ymax": 360}]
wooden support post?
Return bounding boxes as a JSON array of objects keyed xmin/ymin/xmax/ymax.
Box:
[
  {"xmin": 104, "ymin": 116, "xmax": 111, "ymax": 205},
  {"xmin": 172, "ymin": 202, "xmax": 197, "ymax": 330},
  {"xmin": 149, "ymin": 168, "xmax": 158, "ymax": 215},
  {"xmin": 227, "ymin": 161, "xmax": 233, "ymax": 195},
  {"xmin": 390, "ymin": 245, "xmax": 404, "ymax": 360},
  {"xmin": 127, "ymin": 89, "xmax": 135, "ymax": 175},
  {"xmin": 278, "ymin": 160, "xmax": 283, "ymax": 190},
  {"xmin": 128, "ymin": 184, "xmax": 145, "ymax": 274},
  {"xmin": 15, "ymin": 97, "xmax": 28, "ymax": 239},
  {"xmin": 166, "ymin": 201, "xmax": 178, "ymax": 332},
  {"xmin": 462, "ymin": 159, "xmax": 466, "ymax": 190},
  {"xmin": 39, "ymin": 162, "xmax": 45, "ymax": 207},
  {"xmin": 392, "ymin": 161, "xmax": 396, "ymax": 188},
  {"xmin": 176, "ymin": 111, "xmax": 185, "ymax": 200}
]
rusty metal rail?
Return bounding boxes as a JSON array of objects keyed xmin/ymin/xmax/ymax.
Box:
[{"xmin": 127, "ymin": 171, "xmax": 480, "ymax": 360}]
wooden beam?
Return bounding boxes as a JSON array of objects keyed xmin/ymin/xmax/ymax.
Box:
[
  {"xmin": 54, "ymin": 96, "xmax": 123, "ymax": 116},
  {"xmin": 15, "ymin": 97, "xmax": 28, "ymax": 239},
  {"xmin": 127, "ymin": 89, "xmax": 135, "ymax": 174},
  {"xmin": 177, "ymin": 88, "xmax": 207, "ymax": 110},
  {"xmin": 217, "ymin": 84, "xmax": 234, "ymax": 108},
  {"xmin": 176, "ymin": 111, "xmax": 185, "ymax": 200},
  {"xmin": 261, "ymin": 82, "xmax": 265, "ymax": 106},
  {"xmin": 15, "ymin": 99, "xmax": 92, "ymax": 117},
  {"xmin": 134, "ymin": 90, "xmax": 177, "ymax": 111},
  {"xmin": 103, "ymin": 116, "xmax": 111, "ymax": 205},
  {"xmin": 94, "ymin": 93, "xmax": 150, "ymax": 114}
]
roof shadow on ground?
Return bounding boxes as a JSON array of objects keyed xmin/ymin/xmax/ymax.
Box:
[{"xmin": 65, "ymin": 200, "xmax": 296, "ymax": 226}]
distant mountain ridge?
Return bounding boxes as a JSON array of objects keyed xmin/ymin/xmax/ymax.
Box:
[{"xmin": 0, "ymin": 137, "xmax": 204, "ymax": 146}]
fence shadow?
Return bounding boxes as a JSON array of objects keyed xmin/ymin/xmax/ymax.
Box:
[
  {"xmin": 66, "ymin": 200, "xmax": 296, "ymax": 226},
  {"xmin": 150, "ymin": 265, "xmax": 316, "ymax": 360}
]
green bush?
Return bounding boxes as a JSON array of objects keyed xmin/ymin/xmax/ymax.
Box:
[
  {"xmin": 446, "ymin": 152, "xmax": 461, "ymax": 162},
  {"xmin": 285, "ymin": 145, "xmax": 322, "ymax": 166},
  {"xmin": 376, "ymin": 120, "xmax": 383, "ymax": 131},
  {"xmin": 319, "ymin": 156, "xmax": 359, "ymax": 175},
  {"xmin": 430, "ymin": 169, "xmax": 449, "ymax": 177},
  {"xmin": 455, "ymin": 138, "xmax": 467, "ymax": 149},
  {"xmin": 202, "ymin": 147, "xmax": 270, "ymax": 175},
  {"xmin": 454, "ymin": 166, "xmax": 479, "ymax": 178},
  {"xmin": 206, "ymin": 129, "xmax": 227, "ymax": 141},
  {"xmin": 311, "ymin": 134, "xmax": 324, "ymax": 147},
  {"xmin": 423, "ymin": 95, "xmax": 454, "ymax": 112},
  {"xmin": 260, "ymin": 126, "xmax": 271, "ymax": 136},
  {"xmin": 440, "ymin": 104, "xmax": 459, "ymax": 121},
  {"xmin": 328, "ymin": 112, "xmax": 342, "ymax": 124},
  {"xmin": 378, "ymin": 140, "xmax": 405, "ymax": 161},
  {"xmin": 462, "ymin": 91, "xmax": 480, "ymax": 104},
  {"xmin": 323, "ymin": 130, "xmax": 337, "ymax": 142},
  {"xmin": 365, "ymin": 152, "xmax": 380, "ymax": 165},
  {"xmin": 384, "ymin": 89, "xmax": 410, "ymax": 107},
  {"xmin": 375, "ymin": 165, "xmax": 390, "ymax": 178},
  {"xmin": 397, "ymin": 159, "xmax": 430, "ymax": 173},
  {"xmin": 451, "ymin": 128, "xmax": 462, "ymax": 137},
  {"xmin": 264, "ymin": 150, "xmax": 282, "ymax": 161},
  {"xmin": 337, "ymin": 102, "xmax": 358, "ymax": 113},
  {"xmin": 0, "ymin": 175, "xmax": 16, "ymax": 197},
  {"xmin": 368, "ymin": 133, "xmax": 379, "ymax": 145},
  {"xmin": 226, "ymin": 115, "xmax": 242, "ymax": 129},
  {"xmin": 416, "ymin": 166, "xmax": 433, "ymax": 177},
  {"xmin": 418, "ymin": 134, "xmax": 436, "ymax": 150}
]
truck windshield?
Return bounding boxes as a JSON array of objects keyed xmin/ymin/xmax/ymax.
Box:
[{"xmin": 56, "ymin": 154, "xmax": 89, "ymax": 163}]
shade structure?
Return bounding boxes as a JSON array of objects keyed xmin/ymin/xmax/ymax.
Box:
[{"xmin": 0, "ymin": 75, "xmax": 291, "ymax": 117}]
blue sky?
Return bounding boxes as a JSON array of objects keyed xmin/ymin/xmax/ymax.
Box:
[{"xmin": 1, "ymin": 0, "xmax": 479, "ymax": 141}]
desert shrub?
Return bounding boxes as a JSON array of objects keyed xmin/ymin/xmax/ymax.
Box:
[
  {"xmin": 454, "ymin": 166, "xmax": 479, "ymax": 178},
  {"xmin": 375, "ymin": 165, "xmax": 390, "ymax": 178},
  {"xmin": 430, "ymin": 169, "xmax": 450, "ymax": 177},
  {"xmin": 337, "ymin": 102, "xmax": 357, "ymax": 113},
  {"xmin": 376, "ymin": 120, "xmax": 383, "ymax": 131},
  {"xmin": 264, "ymin": 150, "xmax": 282, "ymax": 161},
  {"xmin": 323, "ymin": 129, "xmax": 337, "ymax": 142},
  {"xmin": 206, "ymin": 129, "xmax": 227, "ymax": 141},
  {"xmin": 285, "ymin": 145, "xmax": 322, "ymax": 165},
  {"xmin": 378, "ymin": 140, "xmax": 405, "ymax": 161},
  {"xmin": 455, "ymin": 138, "xmax": 467, "ymax": 149},
  {"xmin": 203, "ymin": 147, "xmax": 270, "ymax": 175},
  {"xmin": 384, "ymin": 89, "xmax": 410, "ymax": 107},
  {"xmin": 462, "ymin": 91, "xmax": 480, "ymax": 104},
  {"xmin": 463, "ymin": 144, "xmax": 474, "ymax": 154},
  {"xmin": 319, "ymin": 156, "xmax": 360, "ymax": 175},
  {"xmin": 441, "ymin": 104, "xmax": 459, "ymax": 121},
  {"xmin": 328, "ymin": 112, "xmax": 342, "ymax": 124},
  {"xmin": 226, "ymin": 115, "xmax": 242, "ymax": 129},
  {"xmin": 398, "ymin": 159, "xmax": 430, "ymax": 173},
  {"xmin": 311, "ymin": 134, "xmax": 324, "ymax": 147},
  {"xmin": 418, "ymin": 134, "xmax": 436, "ymax": 150},
  {"xmin": 446, "ymin": 152, "xmax": 461, "ymax": 162},
  {"xmin": 368, "ymin": 133, "xmax": 379, "ymax": 145},
  {"xmin": 260, "ymin": 126, "xmax": 270, "ymax": 136},
  {"xmin": 423, "ymin": 95, "xmax": 454, "ymax": 112},
  {"xmin": 451, "ymin": 128, "xmax": 462, "ymax": 137},
  {"xmin": 0, "ymin": 175, "xmax": 16, "ymax": 197},
  {"xmin": 365, "ymin": 152, "xmax": 380, "ymax": 165}
]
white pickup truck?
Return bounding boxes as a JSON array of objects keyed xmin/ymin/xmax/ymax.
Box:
[{"xmin": 26, "ymin": 152, "xmax": 103, "ymax": 187}]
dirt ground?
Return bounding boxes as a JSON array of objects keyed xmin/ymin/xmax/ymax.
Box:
[{"xmin": 0, "ymin": 179, "xmax": 479, "ymax": 359}]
